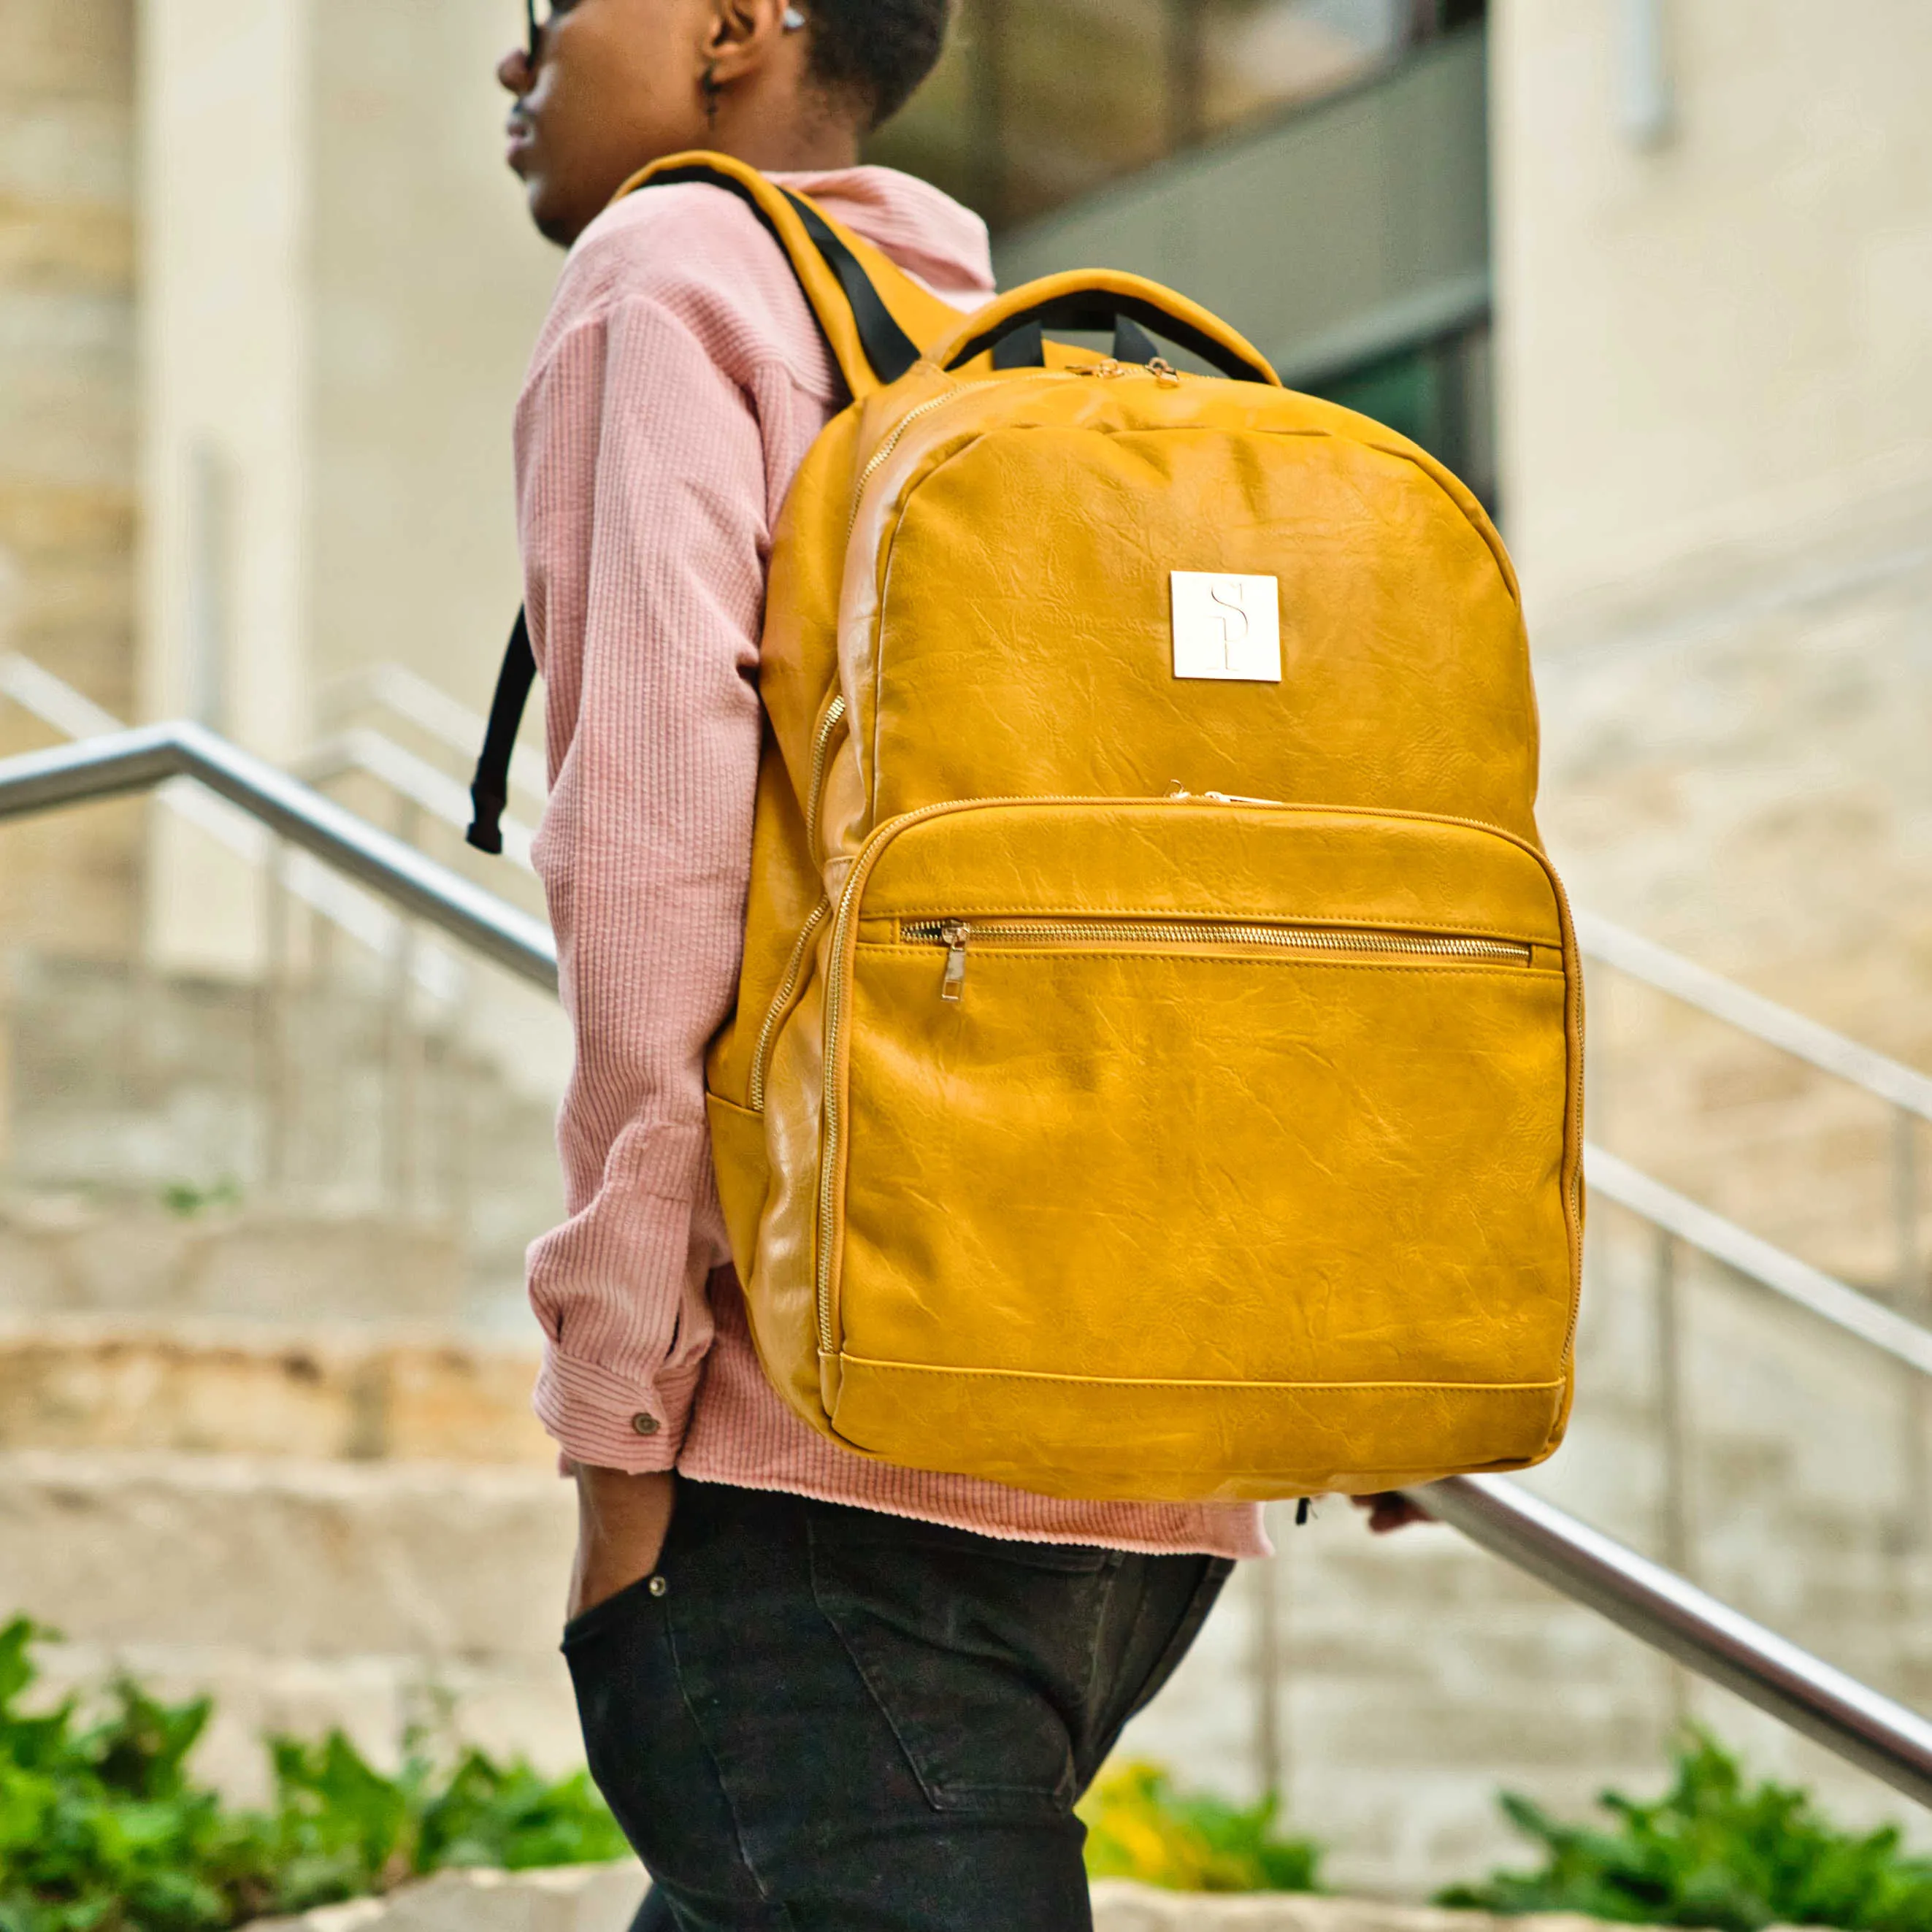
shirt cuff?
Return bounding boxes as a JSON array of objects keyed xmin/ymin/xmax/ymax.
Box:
[{"xmin": 532, "ymin": 1345, "xmax": 705, "ymax": 1474}]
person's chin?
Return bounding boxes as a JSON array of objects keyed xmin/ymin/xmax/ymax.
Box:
[
  {"xmin": 518, "ymin": 172, "xmax": 575, "ymax": 247},
  {"xmin": 532, "ymin": 194, "xmax": 580, "ymax": 247}
]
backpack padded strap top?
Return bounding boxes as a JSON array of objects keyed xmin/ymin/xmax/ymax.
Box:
[
  {"xmin": 466, "ymin": 153, "xmax": 969, "ymax": 854},
  {"xmin": 614, "ymin": 150, "xmax": 968, "ymax": 399}
]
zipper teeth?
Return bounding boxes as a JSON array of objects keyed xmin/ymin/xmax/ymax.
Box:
[
  {"xmin": 1557, "ymin": 876, "xmax": 1587, "ymax": 1368},
  {"xmin": 805, "ymin": 694, "xmax": 847, "ymax": 854},
  {"xmin": 843, "ymin": 359, "xmax": 1182, "ymax": 544},
  {"xmin": 900, "ymin": 919, "xmax": 1532, "ymax": 965},
  {"xmin": 815, "ymin": 791, "xmax": 1568, "ymax": 1362},
  {"xmin": 749, "ymin": 897, "xmax": 832, "ymax": 1113},
  {"xmin": 816, "ymin": 843, "xmax": 881, "ymax": 1352},
  {"xmin": 846, "ymin": 377, "xmax": 1017, "ymax": 540}
]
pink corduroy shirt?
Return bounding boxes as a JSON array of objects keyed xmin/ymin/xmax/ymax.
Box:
[{"xmin": 515, "ymin": 165, "xmax": 1268, "ymax": 1560}]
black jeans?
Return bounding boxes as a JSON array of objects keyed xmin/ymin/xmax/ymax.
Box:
[{"xmin": 562, "ymin": 1478, "xmax": 1232, "ymax": 1932}]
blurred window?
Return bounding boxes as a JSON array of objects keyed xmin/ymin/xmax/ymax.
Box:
[
  {"xmin": 1307, "ymin": 319, "xmax": 1495, "ymax": 511},
  {"xmin": 870, "ymin": 0, "xmax": 1485, "ymax": 230}
]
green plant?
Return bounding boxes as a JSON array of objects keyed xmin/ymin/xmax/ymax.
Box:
[
  {"xmin": 0, "ymin": 1619, "xmax": 627, "ymax": 1932},
  {"xmin": 1439, "ymin": 1730, "xmax": 1932, "ymax": 1932},
  {"xmin": 157, "ymin": 1179, "xmax": 242, "ymax": 1221},
  {"xmin": 1079, "ymin": 1760, "xmax": 1322, "ymax": 1893}
]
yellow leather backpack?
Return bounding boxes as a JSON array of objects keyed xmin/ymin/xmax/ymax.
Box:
[{"xmin": 472, "ymin": 153, "xmax": 1584, "ymax": 1504}]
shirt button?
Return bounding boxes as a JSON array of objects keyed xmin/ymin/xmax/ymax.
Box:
[{"xmin": 630, "ymin": 1412, "xmax": 660, "ymax": 1437}]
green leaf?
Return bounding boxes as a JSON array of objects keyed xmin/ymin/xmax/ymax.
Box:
[
  {"xmin": 0, "ymin": 1621, "xmax": 629, "ymax": 1932},
  {"xmin": 1438, "ymin": 1729, "xmax": 1932, "ymax": 1931}
]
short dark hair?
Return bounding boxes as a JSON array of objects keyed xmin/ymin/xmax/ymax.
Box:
[{"xmin": 804, "ymin": 0, "xmax": 952, "ymax": 131}]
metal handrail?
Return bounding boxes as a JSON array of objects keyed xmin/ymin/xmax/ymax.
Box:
[
  {"xmin": 1418, "ymin": 1476, "xmax": 1932, "ymax": 1810},
  {"xmin": 295, "ymin": 726, "xmax": 539, "ymax": 872},
  {"xmin": 1587, "ymin": 1144, "xmax": 1932, "ymax": 1377},
  {"xmin": 12, "ymin": 651, "xmax": 1927, "ymax": 1124},
  {"xmin": 1575, "ymin": 910, "xmax": 1932, "ymax": 1125},
  {"xmin": 318, "ymin": 659, "xmax": 549, "ymax": 807},
  {"xmin": 2, "ymin": 650, "xmax": 542, "ymax": 877},
  {"xmin": 0, "ymin": 724, "xmax": 556, "ymax": 992},
  {"xmin": 6, "ymin": 724, "xmax": 1932, "ymax": 1810}
]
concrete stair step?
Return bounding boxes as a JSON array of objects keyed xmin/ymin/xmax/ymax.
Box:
[
  {"xmin": 0, "ymin": 1319, "xmax": 551, "ymax": 1463},
  {"xmin": 1, "ymin": 1448, "xmax": 572, "ymax": 1660},
  {"xmin": 0, "ymin": 1201, "xmax": 465, "ymax": 1326}
]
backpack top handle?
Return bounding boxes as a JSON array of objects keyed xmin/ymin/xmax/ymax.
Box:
[{"xmin": 940, "ymin": 269, "xmax": 1281, "ymax": 388}]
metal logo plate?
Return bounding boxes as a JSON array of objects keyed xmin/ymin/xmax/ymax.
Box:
[{"xmin": 1170, "ymin": 572, "xmax": 1282, "ymax": 683}]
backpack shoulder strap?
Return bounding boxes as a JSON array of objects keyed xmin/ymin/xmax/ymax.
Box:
[
  {"xmin": 615, "ymin": 149, "xmax": 968, "ymax": 398},
  {"xmin": 467, "ymin": 153, "xmax": 967, "ymax": 855}
]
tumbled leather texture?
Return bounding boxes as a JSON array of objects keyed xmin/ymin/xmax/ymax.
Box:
[{"xmin": 661, "ymin": 156, "xmax": 1584, "ymax": 1501}]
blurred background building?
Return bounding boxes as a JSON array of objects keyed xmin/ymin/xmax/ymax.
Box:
[{"xmin": 4, "ymin": 0, "xmax": 1931, "ymax": 1898}]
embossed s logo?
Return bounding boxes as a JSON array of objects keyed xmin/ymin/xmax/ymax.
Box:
[
  {"xmin": 1206, "ymin": 580, "xmax": 1252, "ymax": 667},
  {"xmin": 1170, "ymin": 572, "xmax": 1282, "ymax": 683}
]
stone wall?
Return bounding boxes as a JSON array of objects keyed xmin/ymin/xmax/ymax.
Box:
[
  {"xmin": 0, "ymin": 0, "xmax": 140, "ymax": 962},
  {"xmin": 1493, "ymin": 0, "xmax": 1932, "ymax": 1288},
  {"xmin": 1, "ymin": 0, "xmax": 136, "ymax": 716}
]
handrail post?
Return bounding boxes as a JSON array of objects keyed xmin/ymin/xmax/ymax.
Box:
[
  {"xmin": 1254, "ymin": 1508, "xmax": 1286, "ymax": 1801},
  {"xmin": 1898, "ymin": 1108, "xmax": 1926, "ymax": 1553},
  {"xmin": 258, "ymin": 836, "xmax": 292, "ymax": 1200},
  {"xmin": 1653, "ymin": 1225, "xmax": 1694, "ymax": 1726},
  {"xmin": 0, "ymin": 944, "xmax": 13, "ymax": 1178},
  {"xmin": 1654, "ymin": 1227, "xmax": 1693, "ymax": 1579},
  {"xmin": 383, "ymin": 802, "xmax": 423, "ymax": 1219},
  {"xmin": 1898, "ymin": 1108, "xmax": 1922, "ymax": 1305}
]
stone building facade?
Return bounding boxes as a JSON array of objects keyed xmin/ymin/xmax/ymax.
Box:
[{"xmin": 1, "ymin": 0, "xmax": 139, "ymax": 964}]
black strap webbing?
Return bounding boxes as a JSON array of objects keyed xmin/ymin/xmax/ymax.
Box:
[
  {"xmin": 946, "ymin": 290, "xmax": 1275, "ymax": 386},
  {"xmin": 991, "ymin": 314, "xmax": 1165, "ymax": 372},
  {"xmin": 466, "ymin": 607, "xmax": 535, "ymax": 854},
  {"xmin": 780, "ymin": 188, "xmax": 922, "ymax": 386},
  {"xmin": 1112, "ymin": 315, "xmax": 1162, "ymax": 366},
  {"xmin": 644, "ymin": 164, "xmax": 921, "ymax": 388},
  {"xmin": 992, "ymin": 321, "xmax": 1044, "ymax": 369}
]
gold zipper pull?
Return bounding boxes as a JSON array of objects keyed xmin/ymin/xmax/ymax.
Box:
[
  {"xmin": 1147, "ymin": 357, "xmax": 1182, "ymax": 388},
  {"xmin": 940, "ymin": 922, "xmax": 970, "ymax": 1002},
  {"xmin": 1074, "ymin": 359, "xmax": 1126, "ymax": 379}
]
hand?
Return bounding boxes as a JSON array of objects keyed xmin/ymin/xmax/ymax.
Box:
[
  {"xmin": 568, "ymin": 1465, "xmax": 678, "ymax": 1622},
  {"xmin": 1349, "ymin": 1490, "xmax": 1431, "ymax": 1535}
]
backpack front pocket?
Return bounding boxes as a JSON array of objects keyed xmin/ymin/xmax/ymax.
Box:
[{"xmin": 811, "ymin": 797, "xmax": 1582, "ymax": 1498}]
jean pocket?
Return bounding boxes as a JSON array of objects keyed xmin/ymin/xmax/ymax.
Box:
[
  {"xmin": 806, "ymin": 1513, "xmax": 1116, "ymax": 1815},
  {"xmin": 560, "ymin": 1569, "xmax": 666, "ymax": 1651}
]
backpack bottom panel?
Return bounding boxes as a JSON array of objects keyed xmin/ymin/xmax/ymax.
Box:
[{"xmin": 824, "ymin": 1355, "xmax": 1568, "ymax": 1502}]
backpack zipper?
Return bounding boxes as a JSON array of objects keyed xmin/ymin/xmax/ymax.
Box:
[
  {"xmin": 806, "ymin": 694, "xmax": 847, "ymax": 854},
  {"xmin": 848, "ymin": 378, "xmax": 1008, "ymax": 540},
  {"xmin": 749, "ymin": 897, "xmax": 831, "ymax": 1112},
  {"xmin": 745, "ymin": 694, "xmax": 856, "ymax": 1110},
  {"xmin": 844, "ymin": 359, "xmax": 1188, "ymax": 541},
  {"xmin": 902, "ymin": 917, "xmax": 1535, "ymax": 1002}
]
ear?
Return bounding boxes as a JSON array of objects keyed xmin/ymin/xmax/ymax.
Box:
[{"xmin": 701, "ymin": 0, "xmax": 792, "ymax": 85}]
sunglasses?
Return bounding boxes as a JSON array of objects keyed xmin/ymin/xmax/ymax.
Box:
[
  {"xmin": 524, "ymin": 0, "xmax": 573, "ymax": 64},
  {"xmin": 524, "ymin": 0, "xmax": 803, "ymax": 66}
]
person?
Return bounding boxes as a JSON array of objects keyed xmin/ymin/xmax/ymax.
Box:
[{"xmin": 497, "ymin": 4, "xmax": 1422, "ymax": 1925}]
